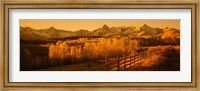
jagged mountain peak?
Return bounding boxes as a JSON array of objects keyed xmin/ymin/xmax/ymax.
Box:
[
  {"xmin": 143, "ymin": 24, "xmax": 148, "ymax": 26},
  {"xmin": 49, "ymin": 26, "xmax": 56, "ymax": 30},
  {"xmin": 20, "ymin": 26, "xmax": 74, "ymax": 40},
  {"xmin": 141, "ymin": 24, "xmax": 151, "ymax": 29},
  {"xmin": 102, "ymin": 24, "xmax": 109, "ymax": 29}
]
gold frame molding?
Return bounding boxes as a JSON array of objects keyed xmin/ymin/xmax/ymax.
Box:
[{"xmin": 0, "ymin": 0, "xmax": 199, "ymax": 91}]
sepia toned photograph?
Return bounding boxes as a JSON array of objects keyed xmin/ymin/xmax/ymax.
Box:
[
  {"xmin": 20, "ymin": 20, "xmax": 180, "ymax": 71},
  {"xmin": 2, "ymin": 0, "xmax": 198, "ymax": 89}
]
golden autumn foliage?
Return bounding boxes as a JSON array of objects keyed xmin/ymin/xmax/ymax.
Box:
[
  {"xmin": 48, "ymin": 38, "xmax": 138, "ymax": 64},
  {"xmin": 127, "ymin": 45, "xmax": 180, "ymax": 71},
  {"xmin": 49, "ymin": 43, "xmax": 69, "ymax": 65}
]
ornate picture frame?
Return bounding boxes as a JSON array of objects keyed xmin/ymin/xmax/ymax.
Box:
[{"xmin": 0, "ymin": 0, "xmax": 199, "ymax": 91}]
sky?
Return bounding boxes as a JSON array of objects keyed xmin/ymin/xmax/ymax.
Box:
[{"xmin": 20, "ymin": 20, "xmax": 180, "ymax": 31}]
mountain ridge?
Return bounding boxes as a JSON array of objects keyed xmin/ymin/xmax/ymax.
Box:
[{"xmin": 20, "ymin": 24, "xmax": 180, "ymax": 40}]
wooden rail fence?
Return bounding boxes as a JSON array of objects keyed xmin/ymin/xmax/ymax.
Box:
[{"xmin": 87, "ymin": 48, "xmax": 148, "ymax": 71}]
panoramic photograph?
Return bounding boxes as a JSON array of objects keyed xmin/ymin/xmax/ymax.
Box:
[{"xmin": 20, "ymin": 20, "xmax": 180, "ymax": 71}]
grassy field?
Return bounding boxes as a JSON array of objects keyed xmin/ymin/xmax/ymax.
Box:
[{"xmin": 131, "ymin": 45, "xmax": 180, "ymax": 71}]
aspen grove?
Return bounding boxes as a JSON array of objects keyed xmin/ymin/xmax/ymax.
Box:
[{"xmin": 48, "ymin": 38, "xmax": 139, "ymax": 65}]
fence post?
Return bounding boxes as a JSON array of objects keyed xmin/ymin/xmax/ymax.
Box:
[
  {"xmin": 130, "ymin": 54, "xmax": 132, "ymax": 69},
  {"xmin": 138, "ymin": 52, "xmax": 140, "ymax": 62},
  {"xmin": 117, "ymin": 56, "xmax": 120, "ymax": 71},
  {"xmin": 124, "ymin": 55, "xmax": 126, "ymax": 71}
]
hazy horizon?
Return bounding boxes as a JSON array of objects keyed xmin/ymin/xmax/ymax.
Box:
[{"xmin": 20, "ymin": 20, "xmax": 180, "ymax": 31}]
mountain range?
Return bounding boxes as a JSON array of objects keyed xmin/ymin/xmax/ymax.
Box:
[{"xmin": 20, "ymin": 24, "xmax": 180, "ymax": 40}]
